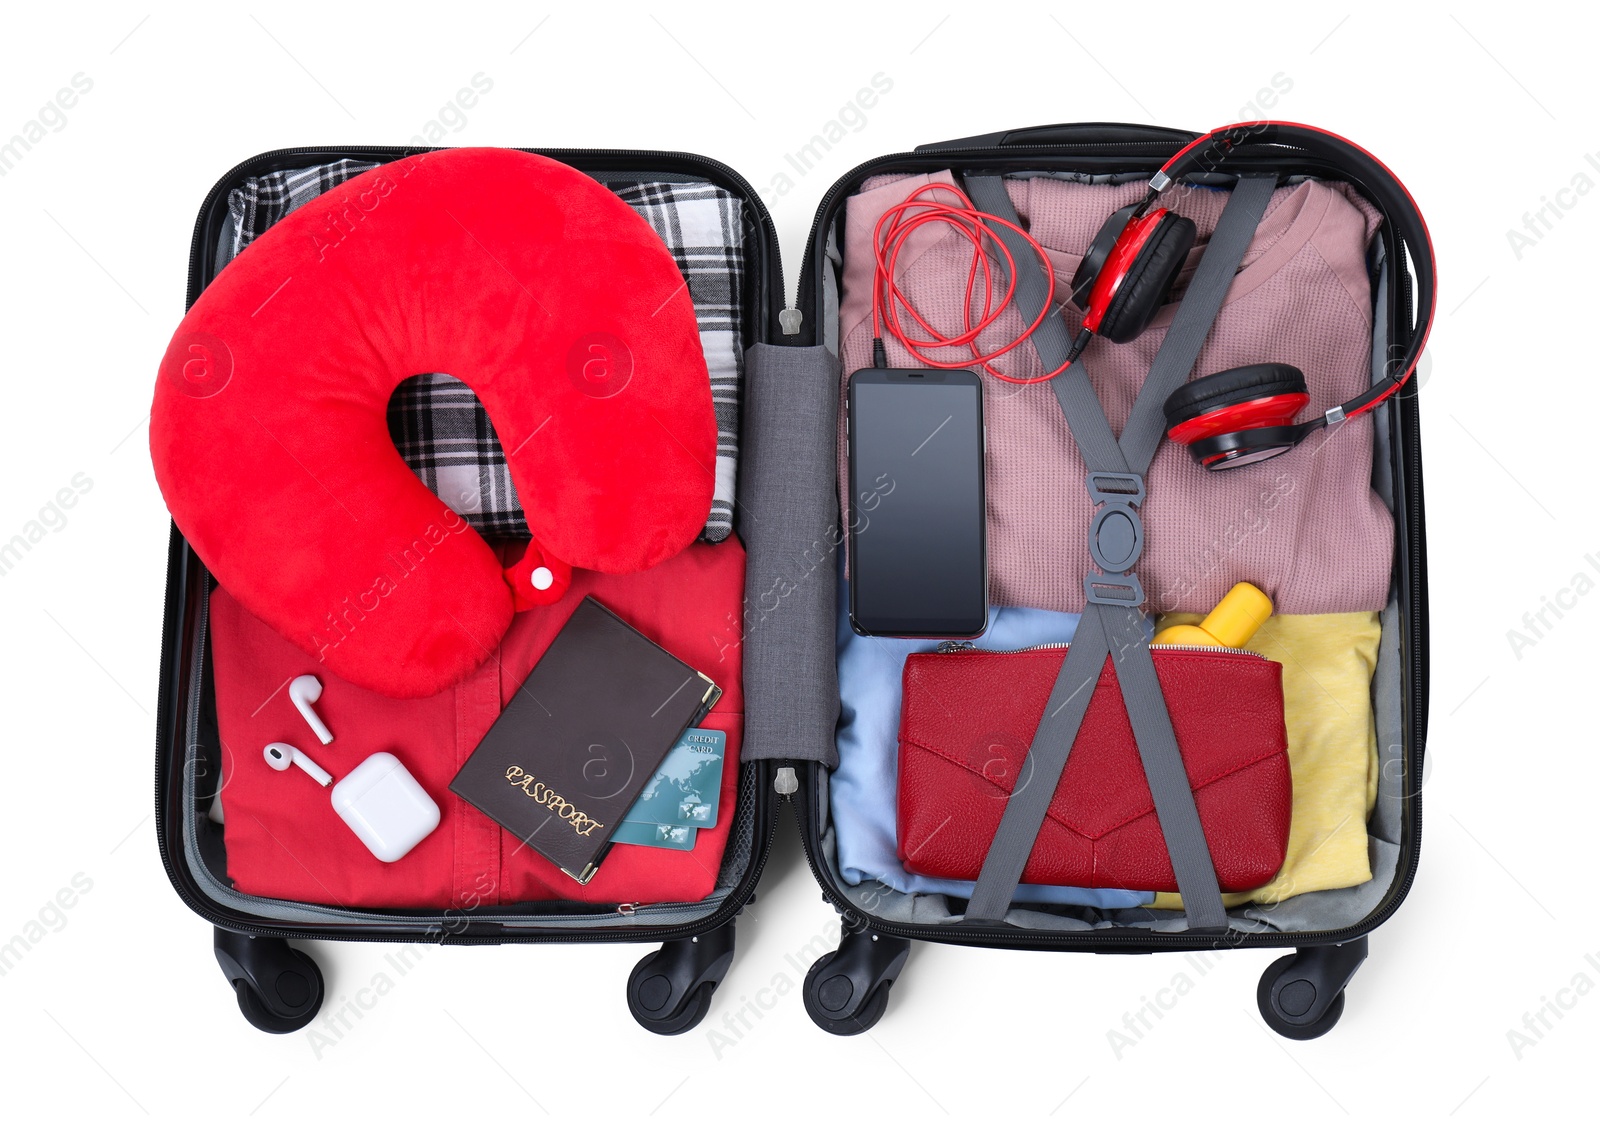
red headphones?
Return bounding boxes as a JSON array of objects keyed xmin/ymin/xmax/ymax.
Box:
[
  {"xmin": 1069, "ymin": 204, "xmax": 1195, "ymax": 348},
  {"xmin": 1067, "ymin": 122, "xmax": 1436, "ymax": 470}
]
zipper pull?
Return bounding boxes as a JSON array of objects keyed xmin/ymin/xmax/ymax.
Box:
[
  {"xmin": 617, "ymin": 902, "xmax": 638, "ymax": 915},
  {"xmin": 779, "ymin": 307, "xmax": 803, "ymax": 336},
  {"xmin": 774, "ymin": 765, "xmax": 798, "ymax": 796},
  {"xmin": 937, "ymin": 640, "xmax": 976, "ymax": 653}
]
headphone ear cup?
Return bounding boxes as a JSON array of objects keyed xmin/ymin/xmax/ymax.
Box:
[
  {"xmin": 1163, "ymin": 363, "xmax": 1308, "ymax": 430},
  {"xmin": 1071, "ymin": 205, "xmax": 1137, "ymax": 309},
  {"xmin": 1094, "ymin": 213, "xmax": 1196, "ymax": 344},
  {"xmin": 1163, "ymin": 363, "xmax": 1312, "ymax": 457}
]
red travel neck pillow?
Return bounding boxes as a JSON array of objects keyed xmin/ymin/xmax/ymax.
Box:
[{"xmin": 151, "ymin": 148, "xmax": 715, "ymax": 698}]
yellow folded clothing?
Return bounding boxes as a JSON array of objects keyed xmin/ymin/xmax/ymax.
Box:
[{"xmin": 1148, "ymin": 610, "xmax": 1380, "ymax": 910}]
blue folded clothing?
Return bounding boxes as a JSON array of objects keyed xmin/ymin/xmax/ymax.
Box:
[{"xmin": 830, "ymin": 584, "xmax": 1153, "ymax": 908}]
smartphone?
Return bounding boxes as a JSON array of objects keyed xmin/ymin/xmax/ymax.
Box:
[{"xmin": 847, "ymin": 367, "xmax": 987, "ymax": 637}]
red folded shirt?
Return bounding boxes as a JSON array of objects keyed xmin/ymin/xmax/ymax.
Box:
[
  {"xmin": 211, "ymin": 539, "xmax": 745, "ymax": 910},
  {"xmin": 897, "ymin": 646, "xmax": 1290, "ymax": 893}
]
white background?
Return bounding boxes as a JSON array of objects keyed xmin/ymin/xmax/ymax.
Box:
[{"xmin": 0, "ymin": 1, "xmax": 1590, "ymax": 1125}]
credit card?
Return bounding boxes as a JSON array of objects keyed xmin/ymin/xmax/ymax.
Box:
[
  {"xmin": 621, "ymin": 728, "xmax": 725, "ymax": 829},
  {"xmin": 609, "ymin": 821, "xmax": 698, "ymax": 850}
]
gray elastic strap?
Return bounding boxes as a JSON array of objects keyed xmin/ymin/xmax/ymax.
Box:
[
  {"xmin": 1094, "ymin": 178, "xmax": 1277, "ymax": 928},
  {"xmin": 963, "ymin": 175, "xmax": 1127, "ymax": 475},
  {"xmin": 964, "ymin": 606, "xmax": 1111, "ymax": 921},
  {"xmin": 1117, "ymin": 174, "xmax": 1278, "ymax": 471},
  {"xmin": 961, "ymin": 175, "xmax": 1276, "ymax": 930},
  {"xmin": 1101, "ymin": 607, "xmax": 1226, "ymax": 925},
  {"xmin": 964, "ymin": 604, "xmax": 1227, "ymax": 928}
]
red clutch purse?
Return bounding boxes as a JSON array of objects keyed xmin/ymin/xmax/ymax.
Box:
[{"xmin": 897, "ymin": 645, "xmax": 1291, "ymax": 893}]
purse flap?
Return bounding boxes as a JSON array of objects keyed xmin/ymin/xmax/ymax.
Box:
[{"xmin": 899, "ymin": 647, "xmax": 1287, "ymax": 841}]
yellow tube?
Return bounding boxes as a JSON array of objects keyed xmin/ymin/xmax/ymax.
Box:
[{"xmin": 1151, "ymin": 582, "xmax": 1272, "ymax": 648}]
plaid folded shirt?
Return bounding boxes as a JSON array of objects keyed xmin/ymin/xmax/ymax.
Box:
[{"xmin": 224, "ymin": 161, "xmax": 746, "ymax": 542}]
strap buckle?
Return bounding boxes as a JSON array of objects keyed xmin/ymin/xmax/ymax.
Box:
[
  {"xmin": 1085, "ymin": 471, "xmax": 1146, "ymax": 508},
  {"xmin": 1084, "ymin": 471, "xmax": 1145, "ymax": 606},
  {"xmin": 1084, "ymin": 573, "xmax": 1145, "ymax": 607}
]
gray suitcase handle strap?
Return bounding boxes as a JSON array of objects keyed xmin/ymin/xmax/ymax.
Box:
[{"xmin": 959, "ymin": 174, "xmax": 1277, "ymax": 929}]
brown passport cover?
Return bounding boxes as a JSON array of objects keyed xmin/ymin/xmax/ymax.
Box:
[{"xmin": 449, "ymin": 597, "xmax": 720, "ymax": 883}]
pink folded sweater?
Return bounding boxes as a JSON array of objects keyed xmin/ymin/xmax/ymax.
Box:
[{"xmin": 838, "ymin": 172, "xmax": 1392, "ymax": 615}]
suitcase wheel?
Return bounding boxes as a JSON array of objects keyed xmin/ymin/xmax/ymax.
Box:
[
  {"xmin": 214, "ymin": 928, "xmax": 325, "ymax": 1035},
  {"xmin": 802, "ymin": 921, "xmax": 910, "ymax": 1035},
  {"xmin": 626, "ymin": 921, "xmax": 736, "ymax": 1036},
  {"xmin": 1256, "ymin": 937, "xmax": 1367, "ymax": 1040}
]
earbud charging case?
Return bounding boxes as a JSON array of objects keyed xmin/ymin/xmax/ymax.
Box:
[{"xmin": 330, "ymin": 752, "xmax": 441, "ymax": 863}]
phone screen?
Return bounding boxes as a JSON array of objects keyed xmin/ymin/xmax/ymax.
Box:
[{"xmin": 847, "ymin": 369, "xmax": 987, "ymax": 636}]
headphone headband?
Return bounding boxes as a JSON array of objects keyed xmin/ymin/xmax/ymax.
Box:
[{"xmin": 1154, "ymin": 121, "xmax": 1436, "ymax": 422}]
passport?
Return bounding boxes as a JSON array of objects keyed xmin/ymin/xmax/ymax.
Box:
[{"xmin": 448, "ymin": 597, "xmax": 721, "ymax": 883}]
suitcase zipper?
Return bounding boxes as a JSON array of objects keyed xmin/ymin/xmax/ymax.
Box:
[
  {"xmin": 934, "ymin": 640, "xmax": 1263, "ymax": 657},
  {"xmin": 182, "ymin": 145, "xmax": 786, "ymax": 339},
  {"xmin": 1386, "ymin": 364, "xmax": 1428, "ymax": 917},
  {"xmin": 157, "ymin": 702, "xmax": 781, "ymax": 944},
  {"xmin": 160, "ymin": 576, "xmax": 771, "ymax": 936},
  {"xmin": 794, "ymin": 573, "xmax": 1417, "ymax": 950},
  {"xmin": 158, "ymin": 641, "xmax": 781, "ymax": 941},
  {"xmin": 789, "ymin": 141, "xmax": 1371, "ymax": 344}
]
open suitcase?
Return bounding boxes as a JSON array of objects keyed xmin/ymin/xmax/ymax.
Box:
[{"xmin": 152, "ymin": 121, "xmax": 1429, "ymax": 1040}]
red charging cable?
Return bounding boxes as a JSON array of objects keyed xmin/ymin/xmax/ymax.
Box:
[{"xmin": 871, "ymin": 182, "xmax": 1072, "ymax": 385}]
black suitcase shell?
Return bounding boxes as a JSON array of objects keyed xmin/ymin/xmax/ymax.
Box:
[{"xmin": 153, "ymin": 125, "xmax": 1427, "ymax": 1040}]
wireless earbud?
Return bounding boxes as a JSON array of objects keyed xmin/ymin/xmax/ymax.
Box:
[
  {"xmin": 263, "ymin": 742, "xmax": 333, "ymax": 787},
  {"xmin": 289, "ymin": 674, "xmax": 333, "ymax": 745}
]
